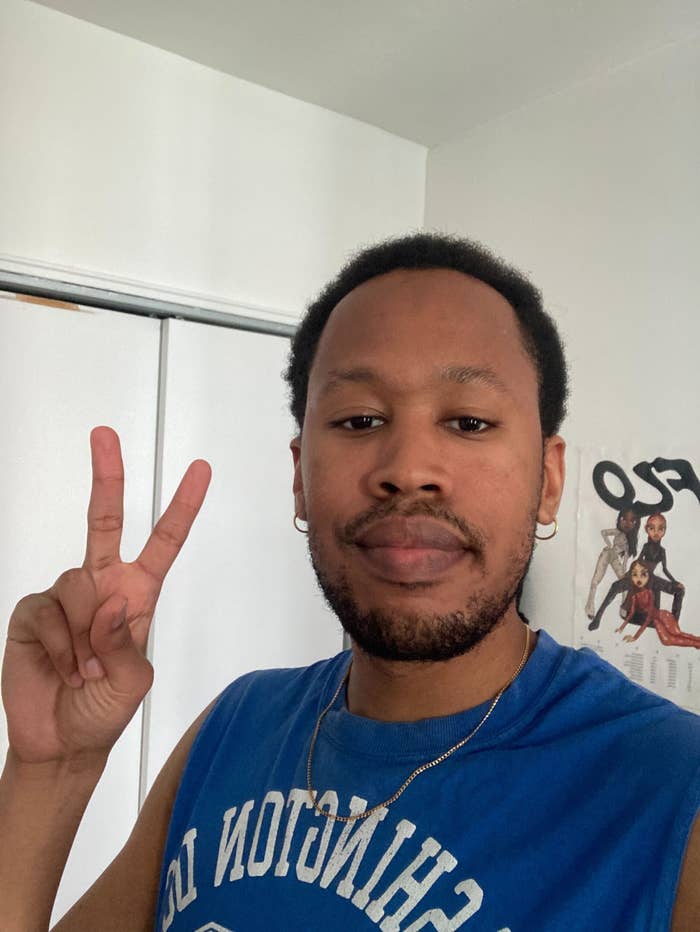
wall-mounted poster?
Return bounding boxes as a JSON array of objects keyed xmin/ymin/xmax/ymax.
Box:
[{"xmin": 574, "ymin": 450, "xmax": 700, "ymax": 711}]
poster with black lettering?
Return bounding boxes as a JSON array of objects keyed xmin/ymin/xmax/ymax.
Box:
[{"xmin": 574, "ymin": 449, "xmax": 700, "ymax": 711}]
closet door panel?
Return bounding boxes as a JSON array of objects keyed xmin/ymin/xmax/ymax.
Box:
[
  {"xmin": 0, "ymin": 294, "xmax": 160, "ymax": 921},
  {"xmin": 145, "ymin": 318, "xmax": 342, "ymax": 790}
]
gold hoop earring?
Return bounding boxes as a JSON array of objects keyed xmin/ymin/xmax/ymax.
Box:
[
  {"xmin": 293, "ymin": 514, "xmax": 309, "ymax": 534},
  {"xmin": 535, "ymin": 519, "xmax": 558, "ymax": 541}
]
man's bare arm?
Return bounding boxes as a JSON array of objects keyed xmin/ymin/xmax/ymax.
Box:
[
  {"xmin": 672, "ymin": 814, "xmax": 700, "ymax": 931},
  {"xmin": 52, "ymin": 701, "xmax": 214, "ymax": 931},
  {"xmin": 0, "ymin": 749, "xmax": 108, "ymax": 931},
  {"xmin": 0, "ymin": 428, "xmax": 211, "ymax": 930}
]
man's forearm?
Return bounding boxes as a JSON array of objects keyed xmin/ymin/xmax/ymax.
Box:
[{"xmin": 0, "ymin": 749, "xmax": 107, "ymax": 932}]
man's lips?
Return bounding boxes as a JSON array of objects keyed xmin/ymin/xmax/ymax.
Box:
[
  {"xmin": 353, "ymin": 517, "xmax": 470, "ymax": 582},
  {"xmin": 354, "ymin": 516, "xmax": 467, "ymax": 550}
]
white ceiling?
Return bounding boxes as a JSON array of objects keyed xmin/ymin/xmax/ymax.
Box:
[{"xmin": 35, "ymin": 0, "xmax": 700, "ymax": 146}]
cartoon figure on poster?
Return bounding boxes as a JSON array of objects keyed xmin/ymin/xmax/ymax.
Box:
[
  {"xmin": 584, "ymin": 507, "xmax": 640, "ymax": 619},
  {"xmin": 584, "ymin": 458, "xmax": 696, "ymax": 646},
  {"xmin": 588, "ymin": 511, "xmax": 685, "ymax": 632},
  {"xmin": 576, "ymin": 455, "xmax": 699, "ymax": 708},
  {"xmin": 615, "ymin": 559, "xmax": 698, "ymax": 647}
]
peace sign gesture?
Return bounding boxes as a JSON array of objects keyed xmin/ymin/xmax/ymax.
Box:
[{"xmin": 1, "ymin": 427, "xmax": 212, "ymax": 765}]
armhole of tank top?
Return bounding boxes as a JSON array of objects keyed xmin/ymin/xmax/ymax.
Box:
[
  {"xmin": 650, "ymin": 760, "xmax": 700, "ymax": 930},
  {"xmin": 154, "ymin": 675, "xmax": 252, "ymax": 928},
  {"xmin": 169, "ymin": 656, "xmax": 351, "ymax": 816},
  {"xmin": 187, "ymin": 679, "xmax": 239, "ymax": 766}
]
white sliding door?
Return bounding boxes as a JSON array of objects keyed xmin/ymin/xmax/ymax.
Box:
[
  {"xmin": 0, "ymin": 293, "xmax": 160, "ymax": 922},
  {"xmin": 144, "ymin": 318, "xmax": 341, "ymax": 791}
]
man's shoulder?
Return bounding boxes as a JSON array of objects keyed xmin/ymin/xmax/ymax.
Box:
[
  {"xmin": 225, "ymin": 649, "xmax": 350, "ymax": 698},
  {"xmin": 539, "ymin": 630, "xmax": 700, "ymax": 760},
  {"xmin": 201, "ymin": 650, "xmax": 350, "ymax": 730}
]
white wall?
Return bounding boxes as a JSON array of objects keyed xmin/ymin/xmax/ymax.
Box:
[
  {"xmin": 425, "ymin": 35, "xmax": 700, "ymax": 645},
  {"xmin": 5, "ymin": 1, "xmax": 696, "ymax": 652},
  {"xmin": 0, "ymin": 0, "xmax": 426, "ymax": 319}
]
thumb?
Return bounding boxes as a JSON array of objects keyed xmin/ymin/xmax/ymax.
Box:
[{"xmin": 90, "ymin": 596, "xmax": 154, "ymax": 698}]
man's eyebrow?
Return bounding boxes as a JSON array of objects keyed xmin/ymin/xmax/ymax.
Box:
[
  {"xmin": 440, "ymin": 365, "xmax": 510, "ymax": 393},
  {"xmin": 320, "ymin": 365, "xmax": 510, "ymax": 396}
]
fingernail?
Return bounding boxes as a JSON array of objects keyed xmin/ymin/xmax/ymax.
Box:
[
  {"xmin": 69, "ymin": 671, "xmax": 84, "ymax": 688},
  {"xmin": 85, "ymin": 656, "xmax": 105, "ymax": 679}
]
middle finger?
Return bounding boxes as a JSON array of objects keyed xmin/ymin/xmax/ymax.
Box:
[{"xmin": 136, "ymin": 459, "xmax": 211, "ymax": 584}]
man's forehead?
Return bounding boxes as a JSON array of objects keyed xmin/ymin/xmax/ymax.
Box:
[
  {"xmin": 310, "ymin": 270, "xmax": 535, "ymax": 394},
  {"xmin": 318, "ymin": 269, "xmax": 525, "ymax": 353},
  {"xmin": 331, "ymin": 266, "xmax": 513, "ymax": 316},
  {"xmin": 319, "ymin": 364, "xmax": 511, "ymax": 398}
]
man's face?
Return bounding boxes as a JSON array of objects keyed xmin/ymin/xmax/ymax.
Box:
[
  {"xmin": 291, "ymin": 269, "xmax": 564, "ymax": 662},
  {"xmin": 646, "ymin": 517, "xmax": 666, "ymax": 542}
]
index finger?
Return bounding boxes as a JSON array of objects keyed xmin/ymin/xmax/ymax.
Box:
[
  {"xmin": 84, "ymin": 426, "xmax": 125, "ymax": 571},
  {"xmin": 136, "ymin": 459, "xmax": 212, "ymax": 583}
]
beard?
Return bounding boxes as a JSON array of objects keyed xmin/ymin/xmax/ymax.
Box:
[{"xmin": 307, "ymin": 504, "xmax": 537, "ymax": 663}]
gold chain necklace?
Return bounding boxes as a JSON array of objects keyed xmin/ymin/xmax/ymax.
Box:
[{"xmin": 306, "ymin": 625, "xmax": 531, "ymax": 823}]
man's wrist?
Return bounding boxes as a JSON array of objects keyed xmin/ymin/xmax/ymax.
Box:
[
  {"xmin": 0, "ymin": 747, "xmax": 109, "ymax": 932},
  {"xmin": 3, "ymin": 745, "xmax": 109, "ymax": 788}
]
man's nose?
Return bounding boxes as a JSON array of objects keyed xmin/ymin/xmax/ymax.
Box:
[{"xmin": 363, "ymin": 421, "xmax": 453, "ymax": 498}]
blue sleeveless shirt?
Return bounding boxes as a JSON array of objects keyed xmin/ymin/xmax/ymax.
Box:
[{"xmin": 155, "ymin": 631, "xmax": 700, "ymax": 931}]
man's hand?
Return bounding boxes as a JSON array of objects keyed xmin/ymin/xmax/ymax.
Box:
[{"xmin": 1, "ymin": 426, "xmax": 211, "ymax": 764}]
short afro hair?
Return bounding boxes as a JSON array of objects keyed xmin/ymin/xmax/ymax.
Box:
[{"xmin": 284, "ymin": 232, "xmax": 568, "ymax": 437}]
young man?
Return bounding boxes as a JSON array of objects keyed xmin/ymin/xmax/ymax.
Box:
[{"xmin": 1, "ymin": 234, "xmax": 699, "ymax": 930}]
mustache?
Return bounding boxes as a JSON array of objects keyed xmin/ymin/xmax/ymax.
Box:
[{"xmin": 338, "ymin": 500, "xmax": 487, "ymax": 553}]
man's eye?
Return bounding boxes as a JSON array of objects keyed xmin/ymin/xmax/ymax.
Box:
[
  {"xmin": 333, "ymin": 415, "xmax": 384, "ymax": 431},
  {"xmin": 446, "ymin": 416, "xmax": 490, "ymax": 433}
]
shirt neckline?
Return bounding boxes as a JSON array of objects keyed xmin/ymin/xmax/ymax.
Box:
[{"xmin": 319, "ymin": 629, "xmax": 565, "ymax": 763}]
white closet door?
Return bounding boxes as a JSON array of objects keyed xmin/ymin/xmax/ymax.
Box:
[
  {"xmin": 0, "ymin": 293, "xmax": 160, "ymax": 922},
  {"xmin": 145, "ymin": 318, "xmax": 342, "ymax": 791}
]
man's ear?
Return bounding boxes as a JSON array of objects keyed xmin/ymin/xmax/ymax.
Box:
[
  {"xmin": 290, "ymin": 435, "xmax": 307, "ymax": 521},
  {"xmin": 537, "ymin": 435, "xmax": 566, "ymax": 525}
]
